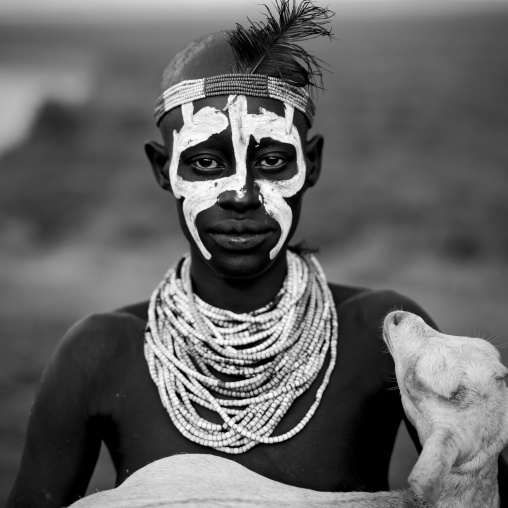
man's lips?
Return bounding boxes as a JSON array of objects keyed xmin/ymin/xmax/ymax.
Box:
[{"xmin": 208, "ymin": 221, "xmax": 275, "ymax": 250}]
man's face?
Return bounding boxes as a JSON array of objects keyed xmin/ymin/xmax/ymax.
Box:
[{"xmin": 153, "ymin": 94, "xmax": 320, "ymax": 278}]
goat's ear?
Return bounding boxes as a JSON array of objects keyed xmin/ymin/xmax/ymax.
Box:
[
  {"xmin": 408, "ymin": 430, "xmax": 459, "ymax": 506},
  {"xmin": 496, "ymin": 365, "xmax": 508, "ymax": 381}
]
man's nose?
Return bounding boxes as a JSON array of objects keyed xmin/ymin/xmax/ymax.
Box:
[{"xmin": 217, "ymin": 176, "xmax": 261, "ymax": 211}]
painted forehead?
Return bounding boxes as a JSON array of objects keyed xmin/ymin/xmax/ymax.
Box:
[{"xmin": 159, "ymin": 95, "xmax": 308, "ymax": 142}]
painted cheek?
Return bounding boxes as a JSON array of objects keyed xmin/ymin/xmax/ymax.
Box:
[
  {"xmin": 169, "ymin": 102, "xmax": 229, "ymax": 259},
  {"xmin": 241, "ymin": 101, "xmax": 307, "ymax": 259},
  {"xmin": 255, "ymin": 181, "xmax": 294, "ymax": 259}
]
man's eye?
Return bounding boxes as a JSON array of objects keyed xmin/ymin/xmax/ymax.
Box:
[
  {"xmin": 257, "ymin": 156, "xmax": 287, "ymax": 170},
  {"xmin": 190, "ymin": 158, "xmax": 223, "ymax": 171}
]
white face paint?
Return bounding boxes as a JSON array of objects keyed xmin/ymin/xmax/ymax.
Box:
[{"xmin": 169, "ymin": 95, "xmax": 307, "ymax": 260}]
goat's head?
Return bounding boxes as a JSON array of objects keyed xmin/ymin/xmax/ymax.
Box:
[{"xmin": 383, "ymin": 311, "xmax": 508, "ymax": 506}]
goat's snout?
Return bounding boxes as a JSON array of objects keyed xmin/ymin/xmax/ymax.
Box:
[{"xmin": 392, "ymin": 311, "xmax": 405, "ymax": 326}]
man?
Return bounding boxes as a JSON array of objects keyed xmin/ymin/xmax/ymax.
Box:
[{"xmin": 7, "ymin": 2, "xmax": 508, "ymax": 506}]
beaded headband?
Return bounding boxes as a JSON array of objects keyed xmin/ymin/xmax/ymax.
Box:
[{"xmin": 154, "ymin": 74, "xmax": 315, "ymax": 127}]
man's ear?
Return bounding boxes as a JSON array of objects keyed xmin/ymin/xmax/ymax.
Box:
[
  {"xmin": 145, "ymin": 140, "xmax": 172, "ymax": 192},
  {"xmin": 305, "ymin": 134, "xmax": 323, "ymax": 188}
]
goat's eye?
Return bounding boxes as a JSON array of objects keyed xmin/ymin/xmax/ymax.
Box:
[
  {"xmin": 448, "ymin": 385, "xmax": 466, "ymax": 401},
  {"xmin": 495, "ymin": 367, "xmax": 508, "ymax": 382}
]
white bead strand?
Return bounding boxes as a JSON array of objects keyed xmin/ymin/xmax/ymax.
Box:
[{"xmin": 144, "ymin": 251, "xmax": 338, "ymax": 453}]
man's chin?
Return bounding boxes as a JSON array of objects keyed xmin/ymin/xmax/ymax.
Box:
[{"xmin": 192, "ymin": 244, "xmax": 282, "ymax": 280}]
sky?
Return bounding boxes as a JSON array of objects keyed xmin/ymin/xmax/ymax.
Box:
[{"xmin": 1, "ymin": 0, "xmax": 506, "ymax": 21}]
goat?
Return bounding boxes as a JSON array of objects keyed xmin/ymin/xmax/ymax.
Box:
[{"xmin": 71, "ymin": 311, "xmax": 508, "ymax": 507}]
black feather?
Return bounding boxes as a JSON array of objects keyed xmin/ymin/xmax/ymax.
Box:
[{"xmin": 227, "ymin": 0, "xmax": 334, "ymax": 89}]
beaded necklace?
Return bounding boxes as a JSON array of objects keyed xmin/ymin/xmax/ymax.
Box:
[{"xmin": 144, "ymin": 251, "xmax": 338, "ymax": 454}]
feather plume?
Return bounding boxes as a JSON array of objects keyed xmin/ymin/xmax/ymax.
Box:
[{"xmin": 227, "ymin": 0, "xmax": 334, "ymax": 89}]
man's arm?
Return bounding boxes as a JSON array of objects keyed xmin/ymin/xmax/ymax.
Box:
[
  {"xmin": 499, "ymin": 454, "xmax": 508, "ymax": 507},
  {"xmin": 6, "ymin": 317, "xmax": 104, "ymax": 508}
]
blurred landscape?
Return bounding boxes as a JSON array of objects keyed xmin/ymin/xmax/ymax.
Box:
[{"xmin": 1, "ymin": 4, "xmax": 508, "ymax": 503}]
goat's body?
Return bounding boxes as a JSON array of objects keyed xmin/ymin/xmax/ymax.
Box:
[{"xmin": 73, "ymin": 454, "xmax": 427, "ymax": 508}]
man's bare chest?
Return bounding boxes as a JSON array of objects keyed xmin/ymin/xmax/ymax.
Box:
[{"xmin": 98, "ymin": 356, "xmax": 401, "ymax": 493}]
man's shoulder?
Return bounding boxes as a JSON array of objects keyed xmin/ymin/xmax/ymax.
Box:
[
  {"xmin": 56, "ymin": 301, "xmax": 149, "ymax": 370},
  {"xmin": 327, "ymin": 284, "xmax": 436, "ymax": 388},
  {"xmin": 328, "ymin": 283, "xmax": 437, "ymax": 332}
]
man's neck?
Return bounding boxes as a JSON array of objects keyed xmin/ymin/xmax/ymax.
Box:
[{"xmin": 188, "ymin": 249, "xmax": 289, "ymax": 313}]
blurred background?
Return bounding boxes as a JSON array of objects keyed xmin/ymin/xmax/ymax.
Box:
[{"xmin": 1, "ymin": 0, "xmax": 507, "ymax": 502}]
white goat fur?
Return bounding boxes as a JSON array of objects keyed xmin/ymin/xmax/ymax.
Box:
[{"xmin": 71, "ymin": 311, "xmax": 508, "ymax": 508}]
